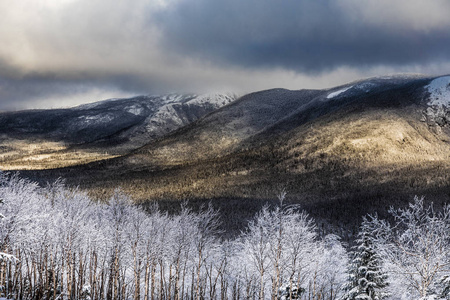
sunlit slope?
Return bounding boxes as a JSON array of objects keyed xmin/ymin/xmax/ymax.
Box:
[{"xmin": 90, "ymin": 107, "xmax": 448, "ymax": 202}]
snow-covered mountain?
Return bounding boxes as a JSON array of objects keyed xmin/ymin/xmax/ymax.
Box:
[
  {"xmin": 1, "ymin": 93, "xmax": 235, "ymax": 145},
  {"xmin": 0, "ymin": 93, "xmax": 236, "ymax": 169},
  {"xmin": 424, "ymin": 76, "xmax": 450, "ymax": 127}
]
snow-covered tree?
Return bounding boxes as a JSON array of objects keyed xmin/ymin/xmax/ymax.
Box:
[
  {"xmin": 317, "ymin": 234, "xmax": 349, "ymax": 300},
  {"xmin": 0, "ymin": 173, "xmax": 353, "ymax": 300},
  {"xmin": 438, "ymin": 275, "xmax": 450, "ymax": 299},
  {"xmin": 367, "ymin": 196, "xmax": 450, "ymax": 299},
  {"xmin": 341, "ymin": 220, "xmax": 389, "ymax": 300},
  {"xmin": 240, "ymin": 194, "xmax": 348, "ymax": 300},
  {"xmin": 242, "ymin": 206, "xmax": 272, "ymax": 299}
]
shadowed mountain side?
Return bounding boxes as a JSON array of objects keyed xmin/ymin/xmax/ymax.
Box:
[{"xmin": 19, "ymin": 148, "xmax": 450, "ymax": 234}]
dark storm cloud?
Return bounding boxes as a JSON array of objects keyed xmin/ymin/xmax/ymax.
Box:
[
  {"xmin": 156, "ymin": 0, "xmax": 450, "ymax": 73},
  {"xmin": 1, "ymin": 0, "xmax": 450, "ymax": 110}
]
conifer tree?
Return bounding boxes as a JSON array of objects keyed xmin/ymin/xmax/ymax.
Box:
[{"xmin": 342, "ymin": 220, "xmax": 389, "ymax": 300}]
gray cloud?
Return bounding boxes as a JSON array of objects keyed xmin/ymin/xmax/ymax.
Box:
[
  {"xmin": 156, "ymin": 0, "xmax": 450, "ymax": 72},
  {"xmin": 0, "ymin": 0, "xmax": 449, "ymax": 110},
  {"xmin": 0, "ymin": 76, "xmax": 135, "ymax": 111}
]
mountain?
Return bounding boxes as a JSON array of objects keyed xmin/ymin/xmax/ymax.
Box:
[
  {"xmin": 0, "ymin": 93, "xmax": 236, "ymax": 170},
  {"xmin": 6, "ymin": 74, "xmax": 450, "ymax": 232}
]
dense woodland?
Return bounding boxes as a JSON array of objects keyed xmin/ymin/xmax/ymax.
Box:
[{"xmin": 0, "ymin": 172, "xmax": 449, "ymax": 300}]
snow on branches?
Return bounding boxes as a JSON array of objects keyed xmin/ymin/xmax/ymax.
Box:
[
  {"xmin": 0, "ymin": 172, "xmax": 449, "ymax": 300},
  {"xmin": 364, "ymin": 196, "xmax": 450, "ymax": 299},
  {"xmin": 0, "ymin": 173, "xmax": 349, "ymax": 300}
]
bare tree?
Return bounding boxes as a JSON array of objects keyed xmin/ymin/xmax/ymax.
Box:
[
  {"xmin": 367, "ymin": 196, "xmax": 450, "ymax": 299},
  {"xmin": 0, "ymin": 173, "xmax": 352, "ymax": 300}
]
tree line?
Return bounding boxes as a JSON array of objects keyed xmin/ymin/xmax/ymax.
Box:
[{"xmin": 0, "ymin": 172, "xmax": 449, "ymax": 299}]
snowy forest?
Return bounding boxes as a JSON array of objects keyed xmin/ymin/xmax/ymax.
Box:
[{"xmin": 0, "ymin": 172, "xmax": 449, "ymax": 300}]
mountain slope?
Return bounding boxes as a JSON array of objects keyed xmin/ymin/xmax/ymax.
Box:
[
  {"xmin": 109, "ymin": 75, "xmax": 449, "ymax": 172},
  {"xmin": 127, "ymin": 88, "xmax": 323, "ymax": 167},
  {"xmin": 0, "ymin": 93, "xmax": 236, "ymax": 169}
]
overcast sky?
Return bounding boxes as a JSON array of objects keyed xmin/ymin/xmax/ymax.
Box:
[{"xmin": 1, "ymin": 0, "xmax": 450, "ymax": 110}]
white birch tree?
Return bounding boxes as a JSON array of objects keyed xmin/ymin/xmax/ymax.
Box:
[{"xmin": 367, "ymin": 196, "xmax": 450, "ymax": 299}]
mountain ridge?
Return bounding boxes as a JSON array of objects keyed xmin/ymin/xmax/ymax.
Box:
[
  {"xmin": 6, "ymin": 73, "xmax": 450, "ymax": 232},
  {"xmin": 0, "ymin": 93, "xmax": 236, "ymax": 170},
  {"xmin": 3, "ymin": 74, "xmax": 450, "ymax": 201}
]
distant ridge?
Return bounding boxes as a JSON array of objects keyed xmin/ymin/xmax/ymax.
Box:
[{"xmin": 0, "ymin": 93, "xmax": 236, "ymax": 170}]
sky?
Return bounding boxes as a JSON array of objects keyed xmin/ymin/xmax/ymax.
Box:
[{"xmin": 1, "ymin": 0, "xmax": 450, "ymax": 111}]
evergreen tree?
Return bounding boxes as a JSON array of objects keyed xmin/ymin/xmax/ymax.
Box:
[{"xmin": 342, "ymin": 220, "xmax": 389, "ymax": 300}]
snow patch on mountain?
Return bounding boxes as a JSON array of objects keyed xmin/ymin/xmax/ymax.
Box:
[
  {"xmin": 126, "ymin": 105, "xmax": 144, "ymax": 116},
  {"xmin": 186, "ymin": 93, "xmax": 235, "ymax": 107},
  {"xmin": 355, "ymin": 82, "xmax": 377, "ymax": 93},
  {"xmin": 160, "ymin": 94, "xmax": 186, "ymax": 104},
  {"xmin": 426, "ymin": 76, "xmax": 450, "ymax": 107},
  {"xmin": 325, "ymin": 80, "xmax": 384, "ymax": 101},
  {"xmin": 327, "ymin": 86, "xmax": 353, "ymax": 99},
  {"xmin": 142, "ymin": 93, "xmax": 236, "ymax": 135},
  {"xmin": 424, "ymin": 76, "xmax": 450, "ymax": 128},
  {"xmin": 77, "ymin": 114, "xmax": 115, "ymax": 126},
  {"xmin": 146, "ymin": 105, "xmax": 185, "ymax": 128}
]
